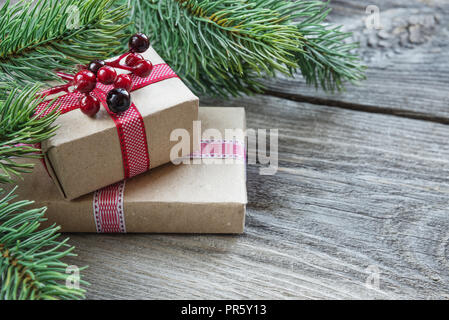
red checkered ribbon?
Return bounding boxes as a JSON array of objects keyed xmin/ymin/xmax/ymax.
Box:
[
  {"xmin": 93, "ymin": 139, "xmax": 246, "ymax": 233},
  {"xmin": 36, "ymin": 63, "xmax": 178, "ymax": 179}
]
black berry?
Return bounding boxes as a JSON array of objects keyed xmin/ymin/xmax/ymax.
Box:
[
  {"xmin": 128, "ymin": 33, "xmax": 150, "ymax": 53},
  {"xmin": 88, "ymin": 60, "xmax": 106, "ymax": 75},
  {"xmin": 106, "ymin": 88, "xmax": 131, "ymax": 113}
]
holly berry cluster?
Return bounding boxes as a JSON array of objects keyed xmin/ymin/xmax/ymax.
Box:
[{"xmin": 44, "ymin": 33, "xmax": 152, "ymax": 117}]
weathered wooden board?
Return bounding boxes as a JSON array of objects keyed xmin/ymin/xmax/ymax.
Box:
[
  {"xmin": 264, "ymin": 0, "xmax": 449, "ymax": 122},
  {"xmin": 67, "ymin": 95, "xmax": 449, "ymax": 299},
  {"xmin": 2, "ymin": 0, "xmax": 448, "ymax": 300}
]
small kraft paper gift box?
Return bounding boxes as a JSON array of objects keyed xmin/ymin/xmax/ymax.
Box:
[
  {"xmin": 12, "ymin": 107, "xmax": 247, "ymax": 234},
  {"xmin": 36, "ymin": 47, "xmax": 199, "ymax": 200}
]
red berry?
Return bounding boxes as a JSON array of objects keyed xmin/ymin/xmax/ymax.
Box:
[
  {"xmin": 79, "ymin": 95, "xmax": 100, "ymax": 117},
  {"xmin": 74, "ymin": 70, "xmax": 96, "ymax": 93},
  {"xmin": 97, "ymin": 66, "xmax": 117, "ymax": 85},
  {"xmin": 129, "ymin": 33, "xmax": 150, "ymax": 53},
  {"xmin": 114, "ymin": 74, "xmax": 133, "ymax": 91},
  {"xmin": 88, "ymin": 60, "xmax": 106, "ymax": 75},
  {"xmin": 125, "ymin": 53, "xmax": 144, "ymax": 67},
  {"xmin": 133, "ymin": 60, "xmax": 153, "ymax": 77}
]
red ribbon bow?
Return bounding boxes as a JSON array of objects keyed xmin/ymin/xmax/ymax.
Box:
[{"xmin": 36, "ymin": 63, "xmax": 177, "ymax": 179}]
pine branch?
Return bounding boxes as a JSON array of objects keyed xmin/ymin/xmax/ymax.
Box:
[
  {"xmin": 292, "ymin": 1, "xmax": 365, "ymax": 91},
  {"xmin": 0, "ymin": 85, "xmax": 58, "ymax": 184},
  {"xmin": 120, "ymin": 0, "xmax": 365, "ymax": 96},
  {"xmin": 0, "ymin": 84, "xmax": 87, "ymax": 300},
  {"xmin": 0, "ymin": 0, "xmax": 130, "ymax": 88},
  {"xmin": 0, "ymin": 188, "xmax": 87, "ymax": 300},
  {"xmin": 121, "ymin": 0, "xmax": 300, "ymax": 96},
  {"xmin": 0, "ymin": 0, "xmax": 130, "ymax": 300}
]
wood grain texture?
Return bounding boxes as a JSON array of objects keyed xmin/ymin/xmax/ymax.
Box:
[
  {"xmin": 264, "ymin": 0, "xmax": 449, "ymax": 122},
  {"xmin": 64, "ymin": 0, "xmax": 449, "ymax": 300},
  {"xmin": 66, "ymin": 95, "xmax": 449, "ymax": 299},
  {"xmin": 2, "ymin": 0, "xmax": 449, "ymax": 300}
]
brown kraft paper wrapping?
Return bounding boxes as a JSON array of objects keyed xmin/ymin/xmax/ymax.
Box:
[
  {"xmin": 11, "ymin": 107, "xmax": 247, "ymax": 234},
  {"xmin": 41, "ymin": 47, "xmax": 199, "ymax": 200}
]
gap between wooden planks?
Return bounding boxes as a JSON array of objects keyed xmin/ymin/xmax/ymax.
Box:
[{"xmin": 67, "ymin": 94, "xmax": 449, "ymax": 299}]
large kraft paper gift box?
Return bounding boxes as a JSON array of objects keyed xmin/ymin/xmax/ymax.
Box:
[
  {"xmin": 38, "ymin": 47, "xmax": 199, "ymax": 200},
  {"xmin": 12, "ymin": 107, "xmax": 247, "ymax": 234}
]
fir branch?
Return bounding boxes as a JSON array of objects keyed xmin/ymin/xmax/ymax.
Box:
[
  {"xmin": 120, "ymin": 0, "xmax": 365, "ymax": 96},
  {"xmin": 0, "ymin": 85, "xmax": 58, "ymax": 184},
  {"xmin": 0, "ymin": 0, "xmax": 130, "ymax": 88},
  {"xmin": 0, "ymin": 84, "xmax": 86, "ymax": 300},
  {"xmin": 292, "ymin": 1, "xmax": 365, "ymax": 91},
  {"xmin": 0, "ymin": 188, "xmax": 87, "ymax": 300},
  {"xmin": 122, "ymin": 0, "xmax": 303, "ymax": 96}
]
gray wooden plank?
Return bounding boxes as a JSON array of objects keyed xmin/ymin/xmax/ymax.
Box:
[
  {"xmin": 2, "ymin": 0, "xmax": 448, "ymax": 301},
  {"xmin": 264, "ymin": 0, "xmax": 449, "ymax": 122},
  {"xmin": 66, "ymin": 96, "xmax": 449, "ymax": 299},
  {"xmin": 329, "ymin": 0, "xmax": 447, "ymax": 17}
]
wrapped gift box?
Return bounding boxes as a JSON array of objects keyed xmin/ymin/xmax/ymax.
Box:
[
  {"xmin": 12, "ymin": 107, "xmax": 247, "ymax": 234},
  {"xmin": 39, "ymin": 47, "xmax": 199, "ymax": 200}
]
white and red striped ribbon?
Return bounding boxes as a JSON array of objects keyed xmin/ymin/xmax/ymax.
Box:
[
  {"xmin": 93, "ymin": 181, "xmax": 126, "ymax": 233},
  {"xmin": 93, "ymin": 139, "xmax": 246, "ymax": 233}
]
